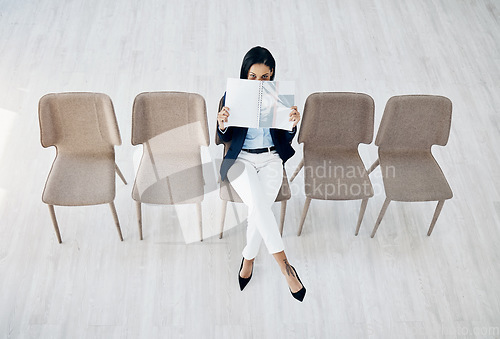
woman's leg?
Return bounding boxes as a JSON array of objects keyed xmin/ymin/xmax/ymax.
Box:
[
  {"xmin": 227, "ymin": 153, "xmax": 284, "ymax": 254},
  {"xmin": 226, "ymin": 152, "xmax": 284, "ymax": 277},
  {"xmin": 273, "ymin": 251, "xmax": 304, "ymax": 293},
  {"xmin": 253, "ymin": 154, "xmax": 304, "ymax": 293},
  {"xmin": 228, "ymin": 151, "xmax": 304, "ymax": 295},
  {"xmin": 245, "ymin": 154, "xmax": 284, "ymax": 257}
]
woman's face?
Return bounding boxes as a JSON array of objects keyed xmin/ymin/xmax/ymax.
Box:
[{"xmin": 247, "ymin": 63, "xmax": 273, "ymax": 81}]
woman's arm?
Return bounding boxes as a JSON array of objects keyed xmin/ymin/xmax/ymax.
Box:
[
  {"xmin": 217, "ymin": 104, "xmax": 233, "ymax": 142},
  {"xmin": 284, "ymin": 105, "xmax": 300, "ymax": 143},
  {"xmin": 285, "ymin": 125, "xmax": 297, "ymax": 143},
  {"xmin": 217, "ymin": 123, "xmax": 233, "ymax": 142}
]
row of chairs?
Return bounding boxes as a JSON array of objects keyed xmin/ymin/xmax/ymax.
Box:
[
  {"xmin": 39, "ymin": 92, "xmax": 209, "ymax": 243},
  {"xmin": 38, "ymin": 92, "xmax": 452, "ymax": 243},
  {"xmin": 289, "ymin": 93, "xmax": 453, "ymax": 238},
  {"xmin": 217, "ymin": 93, "xmax": 453, "ymax": 238}
]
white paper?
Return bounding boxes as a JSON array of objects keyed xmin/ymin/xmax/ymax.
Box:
[{"xmin": 224, "ymin": 78, "xmax": 295, "ymax": 131}]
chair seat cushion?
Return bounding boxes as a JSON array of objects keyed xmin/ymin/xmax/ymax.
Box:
[
  {"xmin": 304, "ymin": 150, "xmax": 374, "ymax": 200},
  {"xmin": 42, "ymin": 153, "xmax": 115, "ymax": 206},
  {"xmin": 379, "ymin": 150, "xmax": 453, "ymax": 201},
  {"xmin": 132, "ymin": 151, "xmax": 204, "ymax": 204}
]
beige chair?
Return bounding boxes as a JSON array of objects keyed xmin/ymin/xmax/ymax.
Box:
[
  {"xmin": 132, "ymin": 92, "xmax": 209, "ymax": 241},
  {"xmin": 290, "ymin": 92, "xmax": 375, "ymax": 236},
  {"xmin": 39, "ymin": 92, "xmax": 127, "ymax": 243},
  {"xmin": 367, "ymin": 95, "xmax": 453, "ymax": 237},
  {"xmin": 216, "ymin": 97, "xmax": 291, "ymax": 239}
]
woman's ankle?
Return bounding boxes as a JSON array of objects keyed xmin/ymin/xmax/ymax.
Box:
[
  {"xmin": 243, "ymin": 258, "xmax": 254, "ymax": 264},
  {"xmin": 280, "ymin": 259, "xmax": 296, "ymax": 277}
]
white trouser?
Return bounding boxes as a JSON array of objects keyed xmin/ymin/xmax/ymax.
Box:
[{"xmin": 226, "ymin": 150, "xmax": 285, "ymax": 259}]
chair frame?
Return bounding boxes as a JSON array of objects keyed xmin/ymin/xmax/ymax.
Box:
[
  {"xmin": 367, "ymin": 95, "xmax": 453, "ymax": 238},
  {"xmin": 216, "ymin": 97, "xmax": 290, "ymax": 239},
  {"xmin": 131, "ymin": 91, "xmax": 208, "ymax": 241},
  {"xmin": 39, "ymin": 92, "xmax": 127, "ymax": 243},
  {"xmin": 290, "ymin": 92, "xmax": 375, "ymax": 236}
]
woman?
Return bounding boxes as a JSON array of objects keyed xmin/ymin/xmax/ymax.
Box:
[{"xmin": 217, "ymin": 46, "xmax": 306, "ymax": 302}]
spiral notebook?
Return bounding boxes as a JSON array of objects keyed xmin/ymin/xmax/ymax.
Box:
[{"xmin": 224, "ymin": 78, "xmax": 295, "ymax": 131}]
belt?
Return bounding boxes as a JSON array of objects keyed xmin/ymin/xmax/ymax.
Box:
[{"xmin": 242, "ymin": 146, "xmax": 276, "ymax": 154}]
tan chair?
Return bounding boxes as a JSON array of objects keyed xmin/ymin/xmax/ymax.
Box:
[
  {"xmin": 39, "ymin": 92, "xmax": 127, "ymax": 243},
  {"xmin": 216, "ymin": 97, "xmax": 291, "ymax": 239},
  {"xmin": 290, "ymin": 92, "xmax": 374, "ymax": 236},
  {"xmin": 132, "ymin": 92, "xmax": 209, "ymax": 241},
  {"xmin": 367, "ymin": 95, "xmax": 453, "ymax": 237}
]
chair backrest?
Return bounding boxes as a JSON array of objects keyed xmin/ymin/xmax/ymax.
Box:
[
  {"xmin": 132, "ymin": 92, "xmax": 209, "ymax": 148},
  {"xmin": 375, "ymin": 95, "xmax": 452, "ymax": 150},
  {"xmin": 39, "ymin": 92, "xmax": 121, "ymax": 153},
  {"xmin": 298, "ymin": 92, "xmax": 374, "ymax": 148}
]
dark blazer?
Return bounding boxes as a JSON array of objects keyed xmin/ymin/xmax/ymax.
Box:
[{"xmin": 216, "ymin": 95, "xmax": 296, "ymax": 181}]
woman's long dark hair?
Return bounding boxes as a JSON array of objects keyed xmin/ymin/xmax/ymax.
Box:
[{"xmin": 239, "ymin": 46, "xmax": 276, "ymax": 80}]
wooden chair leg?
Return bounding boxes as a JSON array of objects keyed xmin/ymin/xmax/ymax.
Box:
[
  {"xmin": 196, "ymin": 201, "xmax": 203, "ymax": 242},
  {"xmin": 48, "ymin": 205, "xmax": 62, "ymax": 243},
  {"xmin": 371, "ymin": 198, "xmax": 391, "ymax": 238},
  {"xmin": 219, "ymin": 200, "xmax": 228, "ymax": 239},
  {"xmin": 290, "ymin": 158, "xmax": 304, "ymax": 182},
  {"xmin": 367, "ymin": 158, "xmax": 380, "ymax": 175},
  {"xmin": 355, "ymin": 198, "xmax": 369, "ymax": 236},
  {"xmin": 136, "ymin": 201, "xmax": 143, "ymax": 240},
  {"xmin": 279, "ymin": 200, "xmax": 287, "ymax": 236},
  {"xmin": 115, "ymin": 163, "xmax": 127, "ymax": 185},
  {"xmin": 427, "ymin": 200, "xmax": 445, "ymax": 236},
  {"xmin": 109, "ymin": 202, "xmax": 123, "ymax": 241},
  {"xmin": 297, "ymin": 197, "xmax": 312, "ymax": 236}
]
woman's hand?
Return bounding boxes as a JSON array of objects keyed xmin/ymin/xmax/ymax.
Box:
[
  {"xmin": 218, "ymin": 106, "xmax": 230, "ymax": 130},
  {"xmin": 289, "ymin": 106, "xmax": 301, "ymax": 128}
]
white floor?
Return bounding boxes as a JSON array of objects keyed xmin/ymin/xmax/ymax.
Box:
[{"xmin": 0, "ymin": 0, "xmax": 499, "ymax": 338}]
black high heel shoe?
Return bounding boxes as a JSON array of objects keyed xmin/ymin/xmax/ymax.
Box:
[
  {"xmin": 289, "ymin": 266, "xmax": 306, "ymax": 302},
  {"xmin": 238, "ymin": 258, "xmax": 253, "ymax": 291}
]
